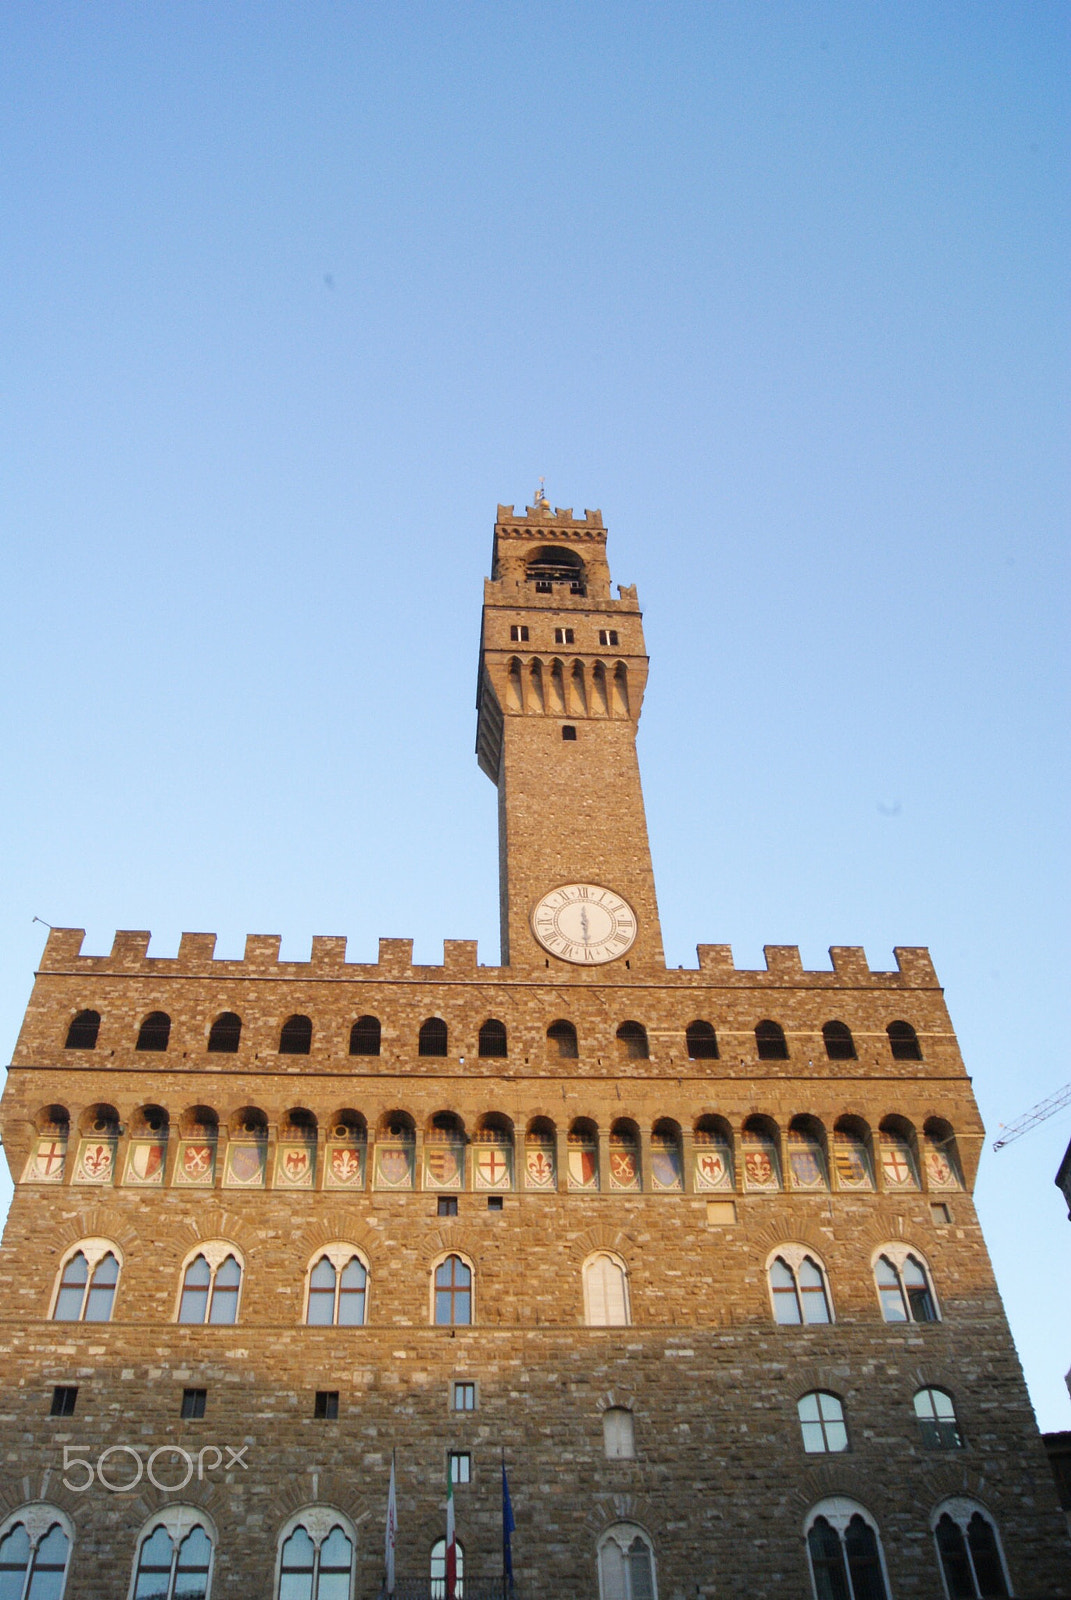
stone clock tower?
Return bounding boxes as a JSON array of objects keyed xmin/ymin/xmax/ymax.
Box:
[{"xmin": 476, "ymin": 500, "xmax": 665, "ymax": 969}]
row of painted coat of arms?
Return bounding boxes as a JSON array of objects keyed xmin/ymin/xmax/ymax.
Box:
[{"xmin": 22, "ymin": 1130, "xmax": 960, "ymax": 1193}]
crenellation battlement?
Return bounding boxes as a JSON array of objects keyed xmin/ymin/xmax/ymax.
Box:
[
  {"xmin": 37, "ymin": 927, "xmax": 940, "ymax": 988},
  {"xmin": 496, "ymin": 505, "xmax": 604, "ymax": 530}
]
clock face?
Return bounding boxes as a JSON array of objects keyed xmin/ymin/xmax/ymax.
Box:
[{"xmin": 530, "ymin": 883, "xmax": 638, "ymax": 965}]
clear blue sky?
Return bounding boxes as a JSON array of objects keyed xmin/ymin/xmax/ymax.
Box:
[{"xmin": 1, "ymin": 3, "xmax": 1068, "ymax": 1424}]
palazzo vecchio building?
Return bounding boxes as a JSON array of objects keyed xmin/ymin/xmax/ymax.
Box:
[{"xmin": 0, "ymin": 500, "xmax": 1067, "ymax": 1600}]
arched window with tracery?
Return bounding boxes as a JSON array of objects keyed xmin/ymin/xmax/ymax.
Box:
[
  {"xmin": 130, "ymin": 1509, "xmax": 214, "ymax": 1600},
  {"xmin": 177, "ymin": 1247, "xmax": 243, "ymax": 1325},
  {"xmin": 873, "ymin": 1247, "xmax": 939, "ymax": 1324},
  {"xmin": 768, "ymin": 1247, "xmax": 832, "ymax": 1326},
  {"xmin": 805, "ymin": 1499, "xmax": 889, "ymax": 1600},
  {"xmin": 597, "ymin": 1523, "xmax": 657, "ymax": 1600},
  {"xmin": 52, "ymin": 1241, "xmax": 120, "ymax": 1322},
  {"xmin": 0, "ymin": 1508, "xmax": 72, "ymax": 1599},
  {"xmin": 433, "ymin": 1254, "xmax": 472, "ymax": 1326},
  {"xmin": 583, "ymin": 1252, "xmax": 630, "ymax": 1327},
  {"xmin": 306, "ymin": 1248, "xmax": 368, "ymax": 1326},
  {"xmin": 932, "ymin": 1500, "xmax": 1010, "ymax": 1598},
  {"xmin": 275, "ymin": 1511, "xmax": 356, "ymax": 1600}
]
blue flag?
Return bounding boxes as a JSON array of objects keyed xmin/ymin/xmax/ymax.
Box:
[{"xmin": 502, "ymin": 1459, "xmax": 515, "ymax": 1584}]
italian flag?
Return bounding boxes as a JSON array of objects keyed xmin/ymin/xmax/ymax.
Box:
[{"xmin": 445, "ymin": 1470, "xmax": 457, "ymax": 1600}]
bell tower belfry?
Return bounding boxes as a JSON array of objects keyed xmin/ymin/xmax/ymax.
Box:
[{"xmin": 476, "ymin": 500, "xmax": 665, "ymax": 970}]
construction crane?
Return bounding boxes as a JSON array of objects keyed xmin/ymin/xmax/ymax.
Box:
[{"xmin": 992, "ymin": 1082, "xmax": 1071, "ymax": 1150}]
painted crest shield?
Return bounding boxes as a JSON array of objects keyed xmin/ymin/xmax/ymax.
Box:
[
  {"xmin": 525, "ymin": 1147, "xmax": 555, "ymax": 1189},
  {"xmin": 568, "ymin": 1147, "xmax": 598, "ymax": 1189},
  {"xmin": 695, "ymin": 1149, "xmax": 730, "ymax": 1191},
  {"xmin": 326, "ymin": 1146, "xmax": 363, "ymax": 1187}
]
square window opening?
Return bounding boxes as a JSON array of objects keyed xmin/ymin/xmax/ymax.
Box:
[
  {"xmin": 706, "ymin": 1200, "xmax": 737, "ymax": 1226},
  {"xmin": 487, "ymin": 1195, "xmax": 504, "ymax": 1211},
  {"xmin": 562, "ymin": 725, "xmax": 577, "ymax": 741},
  {"xmin": 181, "ymin": 1388, "xmax": 207, "ymax": 1420},
  {"xmin": 449, "ymin": 1450, "xmax": 472, "ymax": 1485},
  {"xmin": 50, "ymin": 1385, "xmax": 78, "ymax": 1417},
  {"xmin": 930, "ymin": 1202, "xmax": 952, "ymax": 1225},
  {"xmin": 452, "ymin": 1381, "xmax": 476, "ymax": 1411},
  {"xmin": 314, "ymin": 1390, "xmax": 340, "ymax": 1420},
  {"xmin": 438, "ymin": 1196, "xmax": 459, "ymax": 1217}
]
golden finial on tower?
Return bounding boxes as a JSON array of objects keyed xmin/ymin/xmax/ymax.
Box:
[{"xmin": 533, "ymin": 476, "xmax": 548, "ymax": 509}]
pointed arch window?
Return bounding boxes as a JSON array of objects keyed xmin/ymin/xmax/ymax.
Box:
[
  {"xmin": 53, "ymin": 1243, "xmax": 119, "ymax": 1322},
  {"xmin": 64, "ymin": 1009, "xmax": 100, "ymax": 1049},
  {"xmin": 276, "ymin": 1518, "xmax": 355, "ymax": 1600},
  {"xmin": 932, "ymin": 1501, "xmax": 1009, "ymax": 1598},
  {"xmin": 433, "ymin": 1255, "xmax": 472, "ymax": 1326},
  {"xmin": 874, "ymin": 1249, "xmax": 938, "ymax": 1323},
  {"xmin": 768, "ymin": 1250, "xmax": 831, "ymax": 1325},
  {"xmin": 136, "ymin": 1011, "xmax": 171, "ymax": 1051},
  {"xmin": 131, "ymin": 1513, "xmax": 213, "ymax": 1600},
  {"xmin": 178, "ymin": 1251, "xmax": 242, "ymax": 1325},
  {"xmin": 207, "ymin": 1012, "xmax": 241, "ymax": 1053},
  {"xmin": 806, "ymin": 1500, "xmax": 889, "ymax": 1600},
  {"xmin": 597, "ymin": 1524, "xmax": 657, "ymax": 1600},
  {"xmin": 0, "ymin": 1513, "xmax": 71, "ymax": 1600},
  {"xmin": 306, "ymin": 1250, "xmax": 368, "ymax": 1327},
  {"xmin": 349, "ymin": 1015, "xmax": 380, "ymax": 1056},
  {"xmin": 583, "ymin": 1252, "xmax": 630, "ymax": 1327}
]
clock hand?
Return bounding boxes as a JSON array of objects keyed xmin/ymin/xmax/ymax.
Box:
[{"xmin": 580, "ymin": 906, "xmax": 590, "ymax": 943}]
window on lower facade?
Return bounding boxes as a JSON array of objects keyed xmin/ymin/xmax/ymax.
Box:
[
  {"xmin": 430, "ymin": 1537, "xmax": 464, "ymax": 1599},
  {"xmin": 178, "ymin": 1252, "xmax": 242, "ymax": 1325},
  {"xmin": 314, "ymin": 1391, "xmax": 339, "ymax": 1420},
  {"xmin": 509, "ymin": 624, "xmax": 529, "ymax": 642},
  {"xmin": 449, "ymin": 1450, "xmax": 471, "ymax": 1485},
  {"xmin": 597, "ymin": 1523, "xmax": 656, "ymax": 1600},
  {"xmin": 806, "ymin": 1501, "xmax": 888, "ymax": 1600},
  {"xmin": 933, "ymin": 1503, "xmax": 1009, "ymax": 1598},
  {"xmin": 598, "ymin": 629, "xmax": 619, "ymax": 647},
  {"xmin": 277, "ymin": 1520, "xmax": 355, "ymax": 1600},
  {"xmin": 914, "ymin": 1387, "xmax": 963, "ymax": 1449},
  {"xmin": 452, "ymin": 1381, "xmax": 476, "ymax": 1411},
  {"xmin": 798, "ymin": 1391, "xmax": 848, "ymax": 1453},
  {"xmin": 181, "ymin": 1388, "xmax": 207, "ymax": 1419},
  {"xmin": 0, "ymin": 1515, "xmax": 71, "ymax": 1599},
  {"xmin": 131, "ymin": 1518, "xmax": 213, "ymax": 1600},
  {"xmin": 50, "ymin": 1385, "xmax": 78, "ymax": 1417},
  {"xmin": 554, "ymin": 627, "xmax": 575, "ymax": 644}
]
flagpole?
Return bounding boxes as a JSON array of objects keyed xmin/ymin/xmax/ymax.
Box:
[{"xmin": 385, "ymin": 1449, "xmax": 397, "ymax": 1600}]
